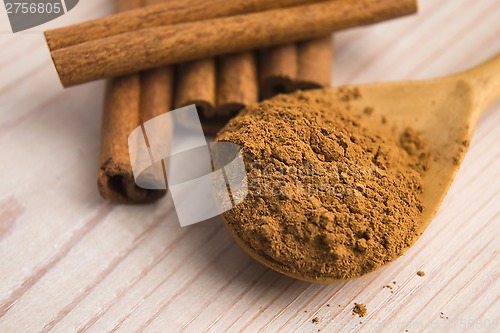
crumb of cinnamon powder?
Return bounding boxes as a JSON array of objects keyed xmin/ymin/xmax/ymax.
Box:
[{"xmin": 353, "ymin": 303, "xmax": 367, "ymax": 317}]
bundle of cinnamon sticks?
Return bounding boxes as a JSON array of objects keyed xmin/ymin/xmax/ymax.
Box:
[{"xmin": 44, "ymin": 0, "xmax": 418, "ymax": 203}]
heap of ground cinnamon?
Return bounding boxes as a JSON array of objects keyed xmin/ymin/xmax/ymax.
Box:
[{"xmin": 216, "ymin": 89, "xmax": 429, "ymax": 280}]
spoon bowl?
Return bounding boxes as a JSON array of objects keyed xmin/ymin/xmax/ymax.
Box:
[
  {"xmin": 221, "ymin": 54, "xmax": 500, "ymax": 283},
  {"xmin": 340, "ymin": 54, "xmax": 500, "ymax": 236}
]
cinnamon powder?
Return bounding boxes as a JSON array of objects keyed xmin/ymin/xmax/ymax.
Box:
[
  {"xmin": 353, "ymin": 303, "xmax": 367, "ymax": 317},
  {"xmin": 216, "ymin": 89, "xmax": 429, "ymax": 280}
]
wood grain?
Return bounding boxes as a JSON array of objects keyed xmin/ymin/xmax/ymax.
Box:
[{"xmin": 0, "ymin": 0, "xmax": 499, "ymax": 332}]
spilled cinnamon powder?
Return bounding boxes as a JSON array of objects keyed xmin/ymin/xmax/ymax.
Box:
[
  {"xmin": 217, "ymin": 88, "xmax": 429, "ymax": 281},
  {"xmin": 353, "ymin": 303, "xmax": 367, "ymax": 317}
]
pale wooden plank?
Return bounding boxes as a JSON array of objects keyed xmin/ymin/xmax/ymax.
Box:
[{"xmin": 0, "ymin": 0, "xmax": 498, "ymax": 332}]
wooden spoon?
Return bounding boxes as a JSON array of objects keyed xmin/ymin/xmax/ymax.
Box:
[
  {"xmin": 222, "ymin": 54, "xmax": 500, "ymax": 283},
  {"xmin": 345, "ymin": 54, "xmax": 500, "ymax": 238}
]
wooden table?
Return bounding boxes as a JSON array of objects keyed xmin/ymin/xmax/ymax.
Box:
[{"xmin": 0, "ymin": 0, "xmax": 498, "ymax": 332}]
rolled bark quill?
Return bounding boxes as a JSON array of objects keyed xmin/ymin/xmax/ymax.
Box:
[
  {"xmin": 46, "ymin": 0, "xmax": 328, "ymax": 87},
  {"xmin": 47, "ymin": 0, "xmax": 418, "ymax": 87},
  {"xmin": 165, "ymin": 1, "xmax": 327, "ymax": 125},
  {"xmin": 204, "ymin": 37, "xmax": 331, "ymax": 135},
  {"xmin": 196, "ymin": 51, "xmax": 258, "ymax": 136},
  {"xmin": 260, "ymin": 36, "xmax": 333, "ymax": 99},
  {"xmin": 216, "ymin": 52, "xmax": 258, "ymax": 118},
  {"xmin": 99, "ymin": 0, "xmax": 324, "ymax": 202},
  {"xmin": 175, "ymin": 59, "xmax": 217, "ymax": 119},
  {"xmin": 45, "ymin": 0, "xmax": 329, "ymax": 51},
  {"xmin": 295, "ymin": 35, "xmax": 333, "ymax": 90},
  {"xmin": 96, "ymin": 1, "xmax": 326, "ymax": 127},
  {"xmin": 259, "ymin": 44, "xmax": 298, "ymax": 100},
  {"xmin": 208, "ymin": 37, "xmax": 330, "ymax": 135},
  {"xmin": 207, "ymin": 38, "xmax": 331, "ymax": 134},
  {"xmin": 98, "ymin": 0, "xmax": 173, "ymax": 203}
]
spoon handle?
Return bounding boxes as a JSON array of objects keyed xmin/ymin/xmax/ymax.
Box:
[{"xmin": 457, "ymin": 53, "xmax": 500, "ymax": 111}]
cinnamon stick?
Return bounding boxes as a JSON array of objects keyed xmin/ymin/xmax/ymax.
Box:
[
  {"xmin": 48, "ymin": 0, "xmax": 418, "ymax": 87},
  {"xmin": 204, "ymin": 36, "xmax": 332, "ymax": 135},
  {"xmin": 183, "ymin": 1, "xmax": 329, "ymax": 126},
  {"xmin": 140, "ymin": 67, "xmax": 174, "ymax": 123},
  {"xmin": 295, "ymin": 35, "xmax": 333, "ymax": 90},
  {"xmin": 259, "ymin": 44, "xmax": 298, "ymax": 100},
  {"xmin": 175, "ymin": 59, "xmax": 217, "ymax": 118},
  {"xmin": 259, "ymin": 36, "xmax": 333, "ymax": 99},
  {"xmin": 99, "ymin": 0, "xmax": 323, "ymax": 199},
  {"xmin": 45, "ymin": 0, "xmax": 328, "ymax": 51},
  {"xmin": 169, "ymin": 1, "xmax": 325, "ymax": 124},
  {"xmin": 98, "ymin": 0, "xmax": 173, "ymax": 203},
  {"xmin": 214, "ymin": 38, "xmax": 331, "ymax": 128},
  {"xmin": 195, "ymin": 51, "xmax": 259, "ymax": 136},
  {"xmin": 216, "ymin": 52, "xmax": 258, "ymax": 117}
]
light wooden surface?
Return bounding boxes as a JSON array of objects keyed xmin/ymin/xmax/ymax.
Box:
[{"xmin": 0, "ymin": 0, "xmax": 499, "ymax": 332}]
